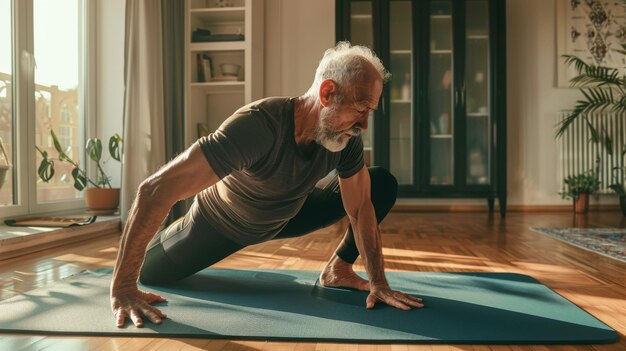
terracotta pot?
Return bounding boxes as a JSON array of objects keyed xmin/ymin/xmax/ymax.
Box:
[
  {"xmin": 85, "ymin": 187, "xmax": 120, "ymax": 213},
  {"xmin": 574, "ymin": 192, "xmax": 590, "ymax": 214}
]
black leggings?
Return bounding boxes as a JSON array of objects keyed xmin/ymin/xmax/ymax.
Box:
[{"xmin": 139, "ymin": 166, "xmax": 398, "ymax": 285}]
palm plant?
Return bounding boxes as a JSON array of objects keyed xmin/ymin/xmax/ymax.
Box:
[{"xmin": 555, "ymin": 45, "xmax": 626, "ymax": 196}]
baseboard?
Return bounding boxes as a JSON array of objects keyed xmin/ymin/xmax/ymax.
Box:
[
  {"xmin": 391, "ymin": 204, "xmax": 621, "ymax": 213},
  {"xmin": 0, "ymin": 219, "xmax": 121, "ymax": 261}
]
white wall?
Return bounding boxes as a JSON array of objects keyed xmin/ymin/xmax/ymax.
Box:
[
  {"xmin": 96, "ymin": 0, "xmax": 125, "ymax": 188},
  {"xmin": 264, "ymin": 0, "xmax": 335, "ymax": 97},
  {"xmin": 507, "ymin": 0, "xmax": 575, "ymax": 206},
  {"xmin": 507, "ymin": 0, "xmax": 613, "ymax": 206}
]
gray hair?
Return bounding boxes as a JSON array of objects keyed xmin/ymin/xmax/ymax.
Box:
[{"xmin": 305, "ymin": 41, "xmax": 390, "ymax": 102}]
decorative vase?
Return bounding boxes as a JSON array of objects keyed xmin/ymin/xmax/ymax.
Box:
[
  {"xmin": 85, "ymin": 188, "xmax": 120, "ymax": 215},
  {"xmin": 574, "ymin": 192, "xmax": 590, "ymax": 214}
]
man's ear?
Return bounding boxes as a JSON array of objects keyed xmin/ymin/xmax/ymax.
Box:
[{"xmin": 319, "ymin": 79, "xmax": 337, "ymax": 107}]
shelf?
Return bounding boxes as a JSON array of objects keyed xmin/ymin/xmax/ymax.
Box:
[
  {"xmin": 190, "ymin": 81, "xmax": 245, "ymax": 94},
  {"xmin": 431, "ymin": 134, "xmax": 453, "ymax": 139},
  {"xmin": 431, "ymin": 15, "xmax": 452, "ymax": 19},
  {"xmin": 467, "ymin": 35, "xmax": 488, "ymax": 40},
  {"xmin": 390, "ymin": 50, "xmax": 412, "ymax": 55},
  {"xmin": 190, "ymin": 7, "xmax": 245, "ymax": 23},
  {"xmin": 430, "ymin": 50, "xmax": 452, "ymax": 54},
  {"xmin": 467, "ymin": 112, "xmax": 488, "ymax": 117},
  {"xmin": 190, "ymin": 41, "xmax": 245, "ymax": 51},
  {"xmin": 391, "ymin": 99, "xmax": 411, "ymax": 104},
  {"xmin": 351, "ymin": 14, "xmax": 372, "ymax": 20}
]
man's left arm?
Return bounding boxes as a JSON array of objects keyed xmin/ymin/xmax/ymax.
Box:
[{"xmin": 339, "ymin": 165, "xmax": 424, "ymax": 310}]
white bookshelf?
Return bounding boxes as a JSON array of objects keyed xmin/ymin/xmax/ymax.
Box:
[{"xmin": 184, "ymin": 0, "xmax": 264, "ymax": 146}]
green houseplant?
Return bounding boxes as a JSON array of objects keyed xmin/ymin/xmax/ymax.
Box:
[
  {"xmin": 555, "ymin": 46, "xmax": 626, "ymax": 214},
  {"xmin": 36, "ymin": 129, "xmax": 123, "ymax": 213},
  {"xmin": 559, "ymin": 171, "xmax": 601, "ymax": 214}
]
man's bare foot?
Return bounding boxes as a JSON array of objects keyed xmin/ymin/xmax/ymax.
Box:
[{"xmin": 319, "ymin": 255, "xmax": 370, "ymax": 291}]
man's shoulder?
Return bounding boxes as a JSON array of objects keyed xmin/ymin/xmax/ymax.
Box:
[
  {"xmin": 225, "ymin": 96, "xmax": 293, "ymax": 129},
  {"xmin": 237, "ymin": 96, "xmax": 294, "ymax": 117},
  {"xmin": 217, "ymin": 97, "xmax": 292, "ymax": 140}
]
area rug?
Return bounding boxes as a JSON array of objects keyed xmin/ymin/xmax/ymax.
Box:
[
  {"xmin": 531, "ymin": 227, "xmax": 626, "ymax": 262},
  {"xmin": 0, "ymin": 268, "xmax": 617, "ymax": 344}
]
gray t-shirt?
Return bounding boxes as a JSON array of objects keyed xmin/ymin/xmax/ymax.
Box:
[{"xmin": 196, "ymin": 97, "xmax": 364, "ymax": 245}]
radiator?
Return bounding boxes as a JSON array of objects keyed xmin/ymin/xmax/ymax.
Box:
[{"xmin": 558, "ymin": 111, "xmax": 626, "ymax": 194}]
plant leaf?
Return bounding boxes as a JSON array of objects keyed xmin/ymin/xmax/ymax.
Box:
[
  {"xmin": 604, "ymin": 131, "xmax": 613, "ymax": 156},
  {"xmin": 38, "ymin": 159, "xmax": 54, "ymax": 182},
  {"xmin": 72, "ymin": 168, "xmax": 86, "ymax": 191},
  {"xmin": 584, "ymin": 117, "xmax": 600, "ymax": 143},
  {"xmin": 50, "ymin": 130, "xmax": 64, "ymax": 155},
  {"xmin": 86, "ymin": 138, "xmax": 103, "ymax": 162},
  {"xmin": 109, "ymin": 134, "xmax": 123, "ymax": 161}
]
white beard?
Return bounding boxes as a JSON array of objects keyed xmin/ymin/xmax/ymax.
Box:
[{"xmin": 314, "ymin": 104, "xmax": 360, "ymax": 152}]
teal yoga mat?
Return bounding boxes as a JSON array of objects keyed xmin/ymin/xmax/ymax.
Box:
[{"xmin": 0, "ymin": 268, "xmax": 618, "ymax": 344}]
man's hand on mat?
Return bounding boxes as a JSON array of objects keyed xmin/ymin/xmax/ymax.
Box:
[
  {"xmin": 111, "ymin": 289, "xmax": 168, "ymax": 328},
  {"xmin": 366, "ymin": 286, "xmax": 424, "ymax": 310}
]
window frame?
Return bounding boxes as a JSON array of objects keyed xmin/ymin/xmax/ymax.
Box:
[{"xmin": 0, "ymin": 0, "xmax": 96, "ymax": 220}]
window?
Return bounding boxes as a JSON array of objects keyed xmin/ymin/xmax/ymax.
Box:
[
  {"xmin": 0, "ymin": 0, "xmax": 94, "ymax": 218},
  {"xmin": 60, "ymin": 104, "xmax": 71, "ymax": 123},
  {"xmin": 57, "ymin": 126, "xmax": 72, "ymax": 150}
]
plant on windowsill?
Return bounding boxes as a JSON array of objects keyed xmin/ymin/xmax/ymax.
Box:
[
  {"xmin": 559, "ymin": 171, "xmax": 601, "ymax": 214},
  {"xmin": 36, "ymin": 129, "xmax": 123, "ymax": 214},
  {"xmin": 555, "ymin": 46, "xmax": 626, "ymax": 215}
]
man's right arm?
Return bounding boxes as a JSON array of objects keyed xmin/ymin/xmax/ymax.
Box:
[{"xmin": 110, "ymin": 141, "xmax": 220, "ymax": 327}]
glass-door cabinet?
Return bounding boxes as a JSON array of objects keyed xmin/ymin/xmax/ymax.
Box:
[{"xmin": 336, "ymin": 0, "xmax": 507, "ymax": 217}]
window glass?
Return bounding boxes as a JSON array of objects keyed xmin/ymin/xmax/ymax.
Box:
[
  {"xmin": 0, "ymin": 0, "xmax": 14, "ymax": 206},
  {"xmin": 34, "ymin": 0, "xmax": 84, "ymax": 202}
]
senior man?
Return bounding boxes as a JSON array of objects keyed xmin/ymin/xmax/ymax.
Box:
[{"xmin": 110, "ymin": 42, "xmax": 424, "ymax": 328}]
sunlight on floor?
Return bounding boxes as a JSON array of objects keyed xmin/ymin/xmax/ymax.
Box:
[
  {"xmin": 54, "ymin": 254, "xmax": 111, "ymax": 265},
  {"xmin": 512, "ymin": 261, "xmax": 580, "ymax": 274}
]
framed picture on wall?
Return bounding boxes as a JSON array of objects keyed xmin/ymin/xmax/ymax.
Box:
[{"xmin": 556, "ymin": 0, "xmax": 626, "ymax": 87}]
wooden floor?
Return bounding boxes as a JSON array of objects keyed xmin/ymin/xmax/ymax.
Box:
[{"xmin": 0, "ymin": 211, "xmax": 624, "ymax": 350}]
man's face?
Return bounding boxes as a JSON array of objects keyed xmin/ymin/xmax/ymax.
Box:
[{"xmin": 315, "ymin": 79, "xmax": 382, "ymax": 152}]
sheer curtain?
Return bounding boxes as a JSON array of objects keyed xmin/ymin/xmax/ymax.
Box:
[{"xmin": 121, "ymin": 0, "xmax": 185, "ymax": 225}]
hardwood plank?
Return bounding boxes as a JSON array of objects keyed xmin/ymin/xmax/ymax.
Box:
[{"xmin": 0, "ymin": 212, "xmax": 624, "ymax": 349}]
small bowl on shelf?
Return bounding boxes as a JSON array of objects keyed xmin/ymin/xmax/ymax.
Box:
[{"xmin": 220, "ymin": 63, "xmax": 241, "ymax": 77}]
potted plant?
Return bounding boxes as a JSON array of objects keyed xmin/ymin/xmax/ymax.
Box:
[
  {"xmin": 36, "ymin": 130, "xmax": 123, "ymax": 214},
  {"xmin": 559, "ymin": 171, "xmax": 601, "ymax": 214},
  {"xmin": 555, "ymin": 47, "xmax": 626, "ymax": 214}
]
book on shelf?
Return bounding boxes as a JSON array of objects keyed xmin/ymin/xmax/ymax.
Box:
[{"xmin": 196, "ymin": 54, "xmax": 213, "ymax": 82}]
